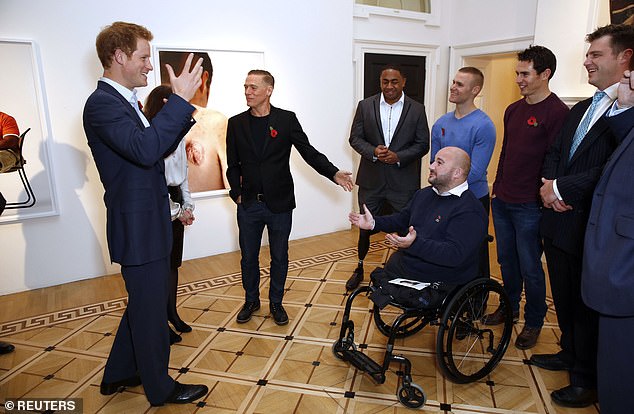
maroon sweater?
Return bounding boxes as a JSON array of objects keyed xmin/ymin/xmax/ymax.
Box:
[{"xmin": 493, "ymin": 93, "xmax": 569, "ymax": 203}]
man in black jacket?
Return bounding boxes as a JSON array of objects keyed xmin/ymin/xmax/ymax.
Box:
[{"xmin": 226, "ymin": 69, "xmax": 353, "ymax": 326}]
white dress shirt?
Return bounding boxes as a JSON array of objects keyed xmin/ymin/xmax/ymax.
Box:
[{"xmin": 380, "ymin": 92, "xmax": 405, "ymax": 148}]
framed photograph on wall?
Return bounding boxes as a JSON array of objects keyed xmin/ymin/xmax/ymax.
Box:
[
  {"xmin": 0, "ymin": 39, "xmax": 58, "ymax": 223},
  {"xmin": 150, "ymin": 47, "xmax": 264, "ymax": 198}
]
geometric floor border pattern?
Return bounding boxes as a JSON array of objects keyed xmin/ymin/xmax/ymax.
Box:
[{"xmin": 0, "ymin": 240, "xmax": 599, "ymax": 413}]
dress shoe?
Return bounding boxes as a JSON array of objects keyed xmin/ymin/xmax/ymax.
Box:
[
  {"xmin": 236, "ymin": 301, "xmax": 260, "ymax": 323},
  {"xmin": 514, "ymin": 326, "xmax": 540, "ymax": 349},
  {"xmin": 530, "ymin": 353, "xmax": 572, "ymax": 371},
  {"xmin": 270, "ymin": 303, "xmax": 289, "ymax": 326},
  {"xmin": 169, "ymin": 327, "xmax": 182, "ymax": 345},
  {"xmin": 152, "ymin": 381, "xmax": 208, "ymax": 406},
  {"xmin": 482, "ymin": 307, "xmax": 519, "ymax": 325},
  {"xmin": 100, "ymin": 375, "xmax": 142, "ymax": 395},
  {"xmin": 551, "ymin": 385, "xmax": 597, "ymax": 408},
  {"xmin": 345, "ymin": 267, "xmax": 364, "ymax": 291},
  {"xmin": 171, "ymin": 318, "xmax": 192, "ymax": 333},
  {"xmin": 0, "ymin": 341, "xmax": 15, "ymax": 355}
]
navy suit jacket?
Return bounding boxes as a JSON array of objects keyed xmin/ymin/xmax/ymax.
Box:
[
  {"xmin": 582, "ymin": 106, "xmax": 634, "ymax": 316},
  {"xmin": 83, "ymin": 81, "xmax": 195, "ymax": 265},
  {"xmin": 226, "ymin": 105, "xmax": 339, "ymax": 213},
  {"xmin": 540, "ymin": 97, "xmax": 619, "ymax": 254},
  {"xmin": 349, "ymin": 93, "xmax": 429, "ymax": 192}
]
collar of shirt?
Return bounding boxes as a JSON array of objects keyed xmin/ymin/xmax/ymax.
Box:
[
  {"xmin": 100, "ymin": 77, "xmax": 137, "ymax": 104},
  {"xmin": 380, "ymin": 92, "xmax": 405, "ymax": 107},
  {"xmin": 585, "ymin": 82, "xmax": 619, "ymax": 126},
  {"xmin": 432, "ymin": 180, "xmax": 469, "ymax": 197}
]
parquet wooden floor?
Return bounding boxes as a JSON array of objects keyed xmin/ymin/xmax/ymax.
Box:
[{"xmin": 0, "ymin": 230, "xmax": 601, "ymax": 413}]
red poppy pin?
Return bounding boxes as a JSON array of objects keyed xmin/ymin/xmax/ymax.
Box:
[
  {"xmin": 269, "ymin": 126, "xmax": 278, "ymax": 138},
  {"xmin": 441, "ymin": 127, "xmax": 445, "ymax": 136},
  {"xmin": 527, "ymin": 116, "xmax": 539, "ymax": 127}
]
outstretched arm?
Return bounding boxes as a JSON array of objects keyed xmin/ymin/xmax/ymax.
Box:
[{"xmin": 334, "ymin": 170, "xmax": 354, "ymax": 191}]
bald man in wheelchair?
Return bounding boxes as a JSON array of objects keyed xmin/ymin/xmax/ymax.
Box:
[{"xmin": 349, "ymin": 146, "xmax": 487, "ymax": 286}]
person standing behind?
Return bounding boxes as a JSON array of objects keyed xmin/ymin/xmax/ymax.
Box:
[
  {"xmin": 83, "ymin": 21, "xmax": 207, "ymax": 406},
  {"xmin": 144, "ymin": 85, "xmax": 195, "ymax": 345},
  {"xmin": 533, "ymin": 24, "xmax": 633, "ymax": 408},
  {"xmin": 431, "ymin": 67, "xmax": 496, "ymax": 280},
  {"xmin": 484, "ymin": 46, "xmax": 569, "ymax": 352},
  {"xmin": 226, "ymin": 69, "xmax": 353, "ymax": 326},
  {"xmin": 345, "ymin": 64, "xmax": 429, "ymax": 291},
  {"xmin": 582, "ymin": 67, "xmax": 634, "ymax": 414}
]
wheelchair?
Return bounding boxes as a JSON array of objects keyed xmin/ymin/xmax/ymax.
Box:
[{"xmin": 332, "ymin": 270, "xmax": 514, "ymax": 408}]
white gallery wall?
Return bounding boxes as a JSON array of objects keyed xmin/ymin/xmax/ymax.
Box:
[{"xmin": 0, "ymin": 0, "xmax": 609, "ymax": 295}]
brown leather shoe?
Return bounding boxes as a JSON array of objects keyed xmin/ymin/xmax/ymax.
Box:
[
  {"xmin": 345, "ymin": 267, "xmax": 364, "ymax": 291},
  {"xmin": 515, "ymin": 326, "xmax": 540, "ymax": 349},
  {"xmin": 482, "ymin": 307, "xmax": 519, "ymax": 325}
]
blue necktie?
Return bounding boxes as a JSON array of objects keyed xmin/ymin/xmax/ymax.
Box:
[{"xmin": 569, "ymin": 90, "xmax": 606, "ymax": 160}]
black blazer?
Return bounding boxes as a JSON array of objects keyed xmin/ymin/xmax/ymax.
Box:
[
  {"xmin": 83, "ymin": 81, "xmax": 195, "ymax": 265},
  {"xmin": 583, "ymin": 106, "xmax": 634, "ymax": 316},
  {"xmin": 226, "ymin": 105, "xmax": 339, "ymax": 213},
  {"xmin": 540, "ymin": 97, "xmax": 619, "ymax": 254},
  {"xmin": 349, "ymin": 93, "xmax": 429, "ymax": 192}
]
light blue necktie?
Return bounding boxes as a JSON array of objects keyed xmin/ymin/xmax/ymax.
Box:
[
  {"xmin": 130, "ymin": 92, "xmax": 149, "ymax": 128},
  {"xmin": 569, "ymin": 90, "xmax": 606, "ymax": 160}
]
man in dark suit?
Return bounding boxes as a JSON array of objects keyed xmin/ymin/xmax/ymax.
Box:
[
  {"xmin": 83, "ymin": 21, "xmax": 208, "ymax": 406},
  {"xmin": 345, "ymin": 65, "xmax": 429, "ymax": 291},
  {"xmin": 582, "ymin": 68, "xmax": 634, "ymax": 413},
  {"xmin": 534, "ymin": 24, "xmax": 634, "ymax": 408},
  {"xmin": 226, "ymin": 69, "xmax": 353, "ymax": 326}
]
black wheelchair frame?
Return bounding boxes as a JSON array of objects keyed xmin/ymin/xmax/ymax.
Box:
[{"xmin": 332, "ymin": 276, "xmax": 513, "ymax": 408}]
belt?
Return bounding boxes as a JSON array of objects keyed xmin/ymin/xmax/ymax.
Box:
[{"xmin": 256, "ymin": 193, "xmax": 265, "ymax": 202}]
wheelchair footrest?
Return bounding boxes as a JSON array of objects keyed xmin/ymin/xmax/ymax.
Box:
[{"xmin": 341, "ymin": 349, "xmax": 384, "ymax": 382}]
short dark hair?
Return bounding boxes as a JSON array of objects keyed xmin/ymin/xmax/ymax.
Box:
[
  {"xmin": 248, "ymin": 69, "xmax": 275, "ymax": 87},
  {"xmin": 380, "ymin": 64, "xmax": 405, "ymax": 78},
  {"xmin": 458, "ymin": 66, "xmax": 484, "ymax": 88},
  {"xmin": 159, "ymin": 51, "xmax": 213, "ymax": 88},
  {"xmin": 143, "ymin": 85, "xmax": 172, "ymax": 121},
  {"xmin": 96, "ymin": 22, "xmax": 153, "ymax": 70},
  {"xmin": 587, "ymin": 24, "xmax": 634, "ymax": 56},
  {"xmin": 517, "ymin": 45, "xmax": 557, "ymax": 79}
]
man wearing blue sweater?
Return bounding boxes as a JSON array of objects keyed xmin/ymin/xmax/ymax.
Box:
[
  {"xmin": 349, "ymin": 147, "xmax": 487, "ymax": 284},
  {"xmin": 431, "ymin": 67, "xmax": 496, "ymax": 280}
]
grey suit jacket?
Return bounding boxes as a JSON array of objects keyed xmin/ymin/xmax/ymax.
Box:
[{"xmin": 349, "ymin": 93, "xmax": 429, "ymax": 192}]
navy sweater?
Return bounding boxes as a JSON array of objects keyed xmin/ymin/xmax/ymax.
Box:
[{"xmin": 375, "ymin": 186, "xmax": 487, "ymax": 284}]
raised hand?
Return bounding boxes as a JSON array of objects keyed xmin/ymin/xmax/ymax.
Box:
[
  {"xmin": 165, "ymin": 53, "xmax": 203, "ymax": 102},
  {"xmin": 385, "ymin": 226, "xmax": 417, "ymax": 249},
  {"xmin": 349, "ymin": 204, "xmax": 374, "ymax": 230},
  {"xmin": 334, "ymin": 170, "xmax": 354, "ymax": 191}
]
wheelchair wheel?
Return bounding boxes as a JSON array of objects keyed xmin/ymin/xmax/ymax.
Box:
[
  {"xmin": 436, "ymin": 278, "xmax": 512, "ymax": 383},
  {"xmin": 372, "ymin": 304, "xmax": 428, "ymax": 338},
  {"xmin": 397, "ymin": 382, "xmax": 426, "ymax": 408}
]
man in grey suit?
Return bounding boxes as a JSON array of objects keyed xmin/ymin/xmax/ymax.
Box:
[
  {"xmin": 346, "ymin": 65, "xmax": 429, "ymax": 290},
  {"xmin": 582, "ymin": 67, "xmax": 634, "ymax": 413}
]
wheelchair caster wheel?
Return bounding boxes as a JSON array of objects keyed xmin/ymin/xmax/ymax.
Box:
[
  {"xmin": 397, "ymin": 383, "xmax": 426, "ymax": 408},
  {"xmin": 332, "ymin": 338, "xmax": 357, "ymax": 360}
]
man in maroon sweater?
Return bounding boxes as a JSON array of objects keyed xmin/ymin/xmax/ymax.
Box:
[{"xmin": 485, "ymin": 46, "xmax": 569, "ymax": 351}]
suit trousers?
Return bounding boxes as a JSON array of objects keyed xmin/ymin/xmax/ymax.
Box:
[
  {"xmin": 543, "ymin": 237, "xmax": 598, "ymax": 388},
  {"xmin": 478, "ymin": 194, "xmax": 491, "ymax": 279},
  {"xmin": 103, "ymin": 257, "xmax": 174, "ymax": 405},
  {"xmin": 596, "ymin": 314, "xmax": 634, "ymax": 413},
  {"xmin": 237, "ymin": 202, "xmax": 292, "ymax": 303}
]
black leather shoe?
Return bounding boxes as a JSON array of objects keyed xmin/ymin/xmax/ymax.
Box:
[
  {"xmin": 270, "ymin": 303, "xmax": 289, "ymax": 326},
  {"xmin": 515, "ymin": 326, "xmax": 540, "ymax": 350},
  {"xmin": 551, "ymin": 385, "xmax": 597, "ymax": 408},
  {"xmin": 0, "ymin": 341, "xmax": 15, "ymax": 355},
  {"xmin": 171, "ymin": 318, "xmax": 192, "ymax": 333},
  {"xmin": 345, "ymin": 267, "xmax": 364, "ymax": 291},
  {"xmin": 169, "ymin": 327, "xmax": 182, "ymax": 345},
  {"xmin": 100, "ymin": 375, "xmax": 142, "ymax": 395},
  {"xmin": 236, "ymin": 301, "xmax": 260, "ymax": 323},
  {"xmin": 530, "ymin": 353, "xmax": 572, "ymax": 371},
  {"xmin": 153, "ymin": 381, "xmax": 208, "ymax": 406}
]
